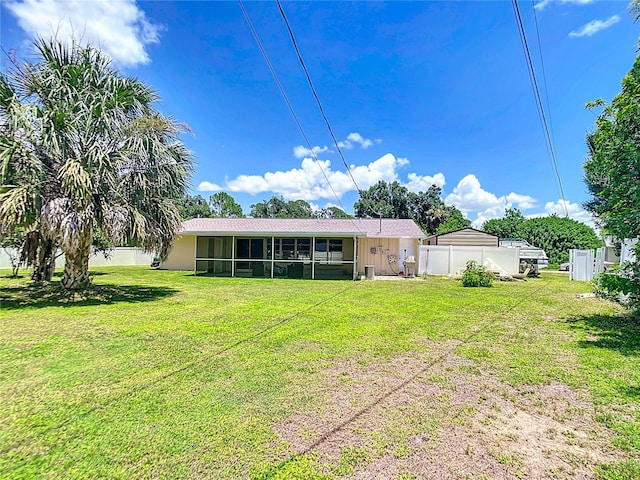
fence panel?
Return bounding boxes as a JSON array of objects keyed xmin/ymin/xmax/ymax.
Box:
[
  {"xmin": 1, "ymin": 247, "xmax": 154, "ymax": 270},
  {"xmin": 418, "ymin": 246, "xmax": 519, "ymax": 276}
]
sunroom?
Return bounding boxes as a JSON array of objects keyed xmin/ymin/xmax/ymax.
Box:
[{"xmin": 194, "ymin": 234, "xmax": 356, "ymax": 279}]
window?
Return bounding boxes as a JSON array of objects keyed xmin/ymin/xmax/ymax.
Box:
[
  {"xmin": 314, "ymin": 238, "xmax": 343, "ymax": 262},
  {"xmin": 274, "ymin": 238, "xmax": 311, "ymax": 260}
]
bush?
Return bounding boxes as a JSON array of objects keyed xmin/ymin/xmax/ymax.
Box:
[
  {"xmin": 461, "ymin": 260, "xmax": 494, "ymax": 288},
  {"xmin": 593, "ymin": 248, "xmax": 640, "ymax": 315}
]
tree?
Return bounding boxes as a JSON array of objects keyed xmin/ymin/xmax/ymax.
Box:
[
  {"xmin": 178, "ymin": 194, "xmax": 212, "ymax": 220},
  {"xmin": 209, "ymin": 192, "xmax": 244, "ymax": 218},
  {"xmin": 250, "ymin": 196, "xmax": 314, "ymax": 218},
  {"xmin": 316, "ymin": 206, "xmax": 352, "ymax": 219},
  {"xmin": 482, "ymin": 208, "xmax": 526, "ymax": 238},
  {"xmin": 354, "ymin": 181, "xmax": 415, "ymax": 219},
  {"xmin": 516, "ymin": 215, "xmax": 602, "ymax": 264},
  {"xmin": 437, "ymin": 206, "xmax": 471, "ymax": 234},
  {"xmin": 354, "ymin": 181, "xmax": 468, "ymax": 235},
  {"xmin": 0, "ymin": 229, "xmax": 25, "ymax": 277},
  {"xmin": 0, "ymin": 39, "xmax": 193, "ymax": 290},
  {"xmin": 584, "ymin": 53, "xmax": 640, "ymax": 312}
]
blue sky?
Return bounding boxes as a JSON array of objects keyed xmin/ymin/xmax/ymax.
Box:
[{"xmin": 1, "ymin": 0, "xmax": 636, "ymax": 227}]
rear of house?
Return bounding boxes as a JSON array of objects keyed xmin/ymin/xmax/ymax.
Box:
[{"xmin": 161, "ymin": 218, "xmax": 425, "ymax": 280}]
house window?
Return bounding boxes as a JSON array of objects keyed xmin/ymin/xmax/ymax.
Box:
[
  {"xmin": 314, "ymin": 238, "xmax": 343, "ymax": 262},
  {"xmin": 272, "ymin": 238, "xmax": 311, "ymax": 260}
]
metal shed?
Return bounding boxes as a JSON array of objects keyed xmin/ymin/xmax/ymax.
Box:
[{"xmin": 423, "ymin": 228, "xmax": 499, "ymax": 247}]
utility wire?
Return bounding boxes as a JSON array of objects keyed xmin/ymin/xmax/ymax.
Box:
[
  {"xmin": 276, "ymin": 0, "xmax": 362, "ymax": 195},
  {"xmin": 238, "ymin": 1, "xmax": 365, "ymax": 232},
  {"xmin": 237, "ymin": 1, "xmax": 348, "ymax": 216},
  {"xmin": 531, "ymin": 1, "xmax": 556, "ymax": 149},
  {"xmin": 512, "ymin": 0, "xmax": 569, "ymax": 217}
]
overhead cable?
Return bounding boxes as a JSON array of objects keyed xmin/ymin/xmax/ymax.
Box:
[
  {"xmin": 238, "ymin": 1, "xmax": 364, "ymax": 230},
  {"xmin": 512, "ymin": 0, "xmax": 569, "ymax": 217},
  {"xmin": 275, "ymin": 0, "xmax": 363, "ymax": 194}
]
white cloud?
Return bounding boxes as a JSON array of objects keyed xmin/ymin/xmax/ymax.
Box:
[
  {"xmin": 198, "ymin": 153, "xmax": 416, "ymax": 201},
  {"xmin": 534, "ymin": 0, "xmax": 594, "ymax": 11},
  {"xmin": 506, "ymin": 192, "xmax": 538, "ymax": 210},
  {"xmin": 338, "ymin": 132, "xmax": 375, "ymax": 150},
  {"xmin": 443, "ymin": 174, "xmax": 538, "ymax": 228},
  {"xmin": 569, "ymin": 15, "xmax": 620, "ymax": 38},
  {"xmin": 4, "ymin": 0, "xmax": 161, "ymax": 66},
  {"xmin": 197, "ymin": 181, "xmax": 223, "ymax": 192},
  {"xmin": 539, "ymin": 199, "xmax": 596, "ymax": 227},
  {"xmin": 292, "ymin": 145, "xmax": 332, "ymax": 159},
  {"xmin": 405, "ymin": 172, "xmax": 446, "ymax": 192}
]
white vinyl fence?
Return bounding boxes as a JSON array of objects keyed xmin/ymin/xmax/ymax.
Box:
[
  {"xmin": 569, "ymin": 249, "xmax": 595, "ymax": 282},
  {"xmin": 418, "ymin": 245, "xmax": 520, "ymax": 276},
  {"xmin": 621, "ymin": 239, "xmax": 638, "ymax": 264},
  {"xmin": 0, "ymin": 247, "xmax": 154, "ymax": 270}
]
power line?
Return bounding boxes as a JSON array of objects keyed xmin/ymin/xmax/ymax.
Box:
[
  {"xmin": 275, "ymin": 0, "xmax": 362, "ymax": 195},
  {"xmin": 512, "ymin": 0, "xmax": 569, "ymax": 217},
  {"xmin": 238, "ymin": 1, "xmax": 364, "ymax": 229},
  {"xmin": 531, "ymin": 0, "xmax": 556, "ymax": 149},
  {"xmin": 237, "ymin": 2, "xmax": 343, "ymax": 212}
]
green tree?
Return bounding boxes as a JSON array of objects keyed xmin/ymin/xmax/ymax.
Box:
[
  {"xmin": 209, "ymin": 192, "xmax": 244, "ymax": 218},
  {"xmin": 316, "ymin": 206, "xmax": 352, "ymax": 219},
  {"xmin": 584, "ymin": 53, "xmax": 640, "ymax": 311},
  {"xmin": 354, "ymin": 181, "xmax": 415, "ymax": 219},
  {"xmin": 0, "ymin": 228, "xmax": 25, "ymax": 277},
  {"xmin": 354, "ymin": 181, "xmax": 468, "ymax": 235},
  {"xmin": 178, "ymin": 194, "xmax": 212, "ymax": 220},
  {"xmin": 0, "ymin": 39, "xmax": 193, "ymax": 290},
  {"xmin": 437, "ymin": 206, "xmax": 471, "ymax": 234},
  {"xmin": 482, "ymin": 208, "xmax": 526, "ymax": 238},
  {"xmin": 516, "ymin": 215, "xmax": 602, "ymax": 264},
  {"xmin": 250, "ymin": 196, "xmax": 314, "ymax": 218}
]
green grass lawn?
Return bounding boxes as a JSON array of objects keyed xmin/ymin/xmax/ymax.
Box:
[{"xmin": 1, "ymin": 268, "xmax": 639, "ymax": 479}]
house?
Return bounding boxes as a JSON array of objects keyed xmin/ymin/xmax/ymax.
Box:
[
  {"xmin": 161, "ymin": 218, "xmax": 425, "ymax": 279},
  {"xmin": 423, "ymin": 227, "xmax": 499, "ymax": 247}
]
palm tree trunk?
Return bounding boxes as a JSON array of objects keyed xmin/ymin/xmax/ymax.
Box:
[
  {"xmin": 61, "ymin": 230, "xmax": 92, "ymax": 290},
  {"xmin": 28, "ymin": 236, "xmax": 56, "ymax": 282}
]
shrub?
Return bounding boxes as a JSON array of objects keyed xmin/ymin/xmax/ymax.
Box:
[
  {"xmin": 461, "ymin": 260, "xmax": 494, "ymax": 288},
  {"xmin": 593, "ymin": 246, "xmax": 640, "ymax": 315}
]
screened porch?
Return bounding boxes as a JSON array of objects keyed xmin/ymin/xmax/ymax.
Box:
[{"xmin": 194, "ymin": 235, "xmax": 357, "ymax": 279}]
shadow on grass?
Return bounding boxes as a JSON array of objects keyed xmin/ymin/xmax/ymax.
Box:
[
  {"xmin": 0, "ymin": 282, "xmax": 179, "ymax": 309},
  {"xmin": 567, "ymin": 312, "xmax": 640, "ymax": 356}
]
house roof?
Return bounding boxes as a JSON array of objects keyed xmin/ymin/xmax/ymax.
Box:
[{"xmin": 180, "ymin": 218, "xmax": 425, "ymax": 238}]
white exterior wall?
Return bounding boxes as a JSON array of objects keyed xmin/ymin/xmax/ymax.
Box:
[
  {"xmin": 161, "ymin": 235, "xmax": 196, "ymax": 270},
  {"xmin": 418, "ymin": 245, "xmax": 519, "ymax": 275}
]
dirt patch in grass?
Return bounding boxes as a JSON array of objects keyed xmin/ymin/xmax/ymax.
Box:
[{"xmin": 273, "ymin": 350, "xmax": 621, "ymax": 479}]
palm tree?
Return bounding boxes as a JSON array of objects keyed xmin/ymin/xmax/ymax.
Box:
[{"xmin": 0, "ymin": 38, "xmax": 193, "ymax": 290}]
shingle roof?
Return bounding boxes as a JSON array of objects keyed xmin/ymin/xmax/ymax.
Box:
[{"xmin": 180, "ymin": 218, "xmax": 425, "ymax": 238}]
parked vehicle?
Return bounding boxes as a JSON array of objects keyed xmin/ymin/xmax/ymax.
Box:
[{"xmin": 499, "ymin": 238, "xmax": 549, "ymax": 276}]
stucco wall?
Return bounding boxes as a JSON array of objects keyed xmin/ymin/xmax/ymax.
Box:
[{"xmin": 161, "ymin": 235, "xmax": 195, "ymax": 271}]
